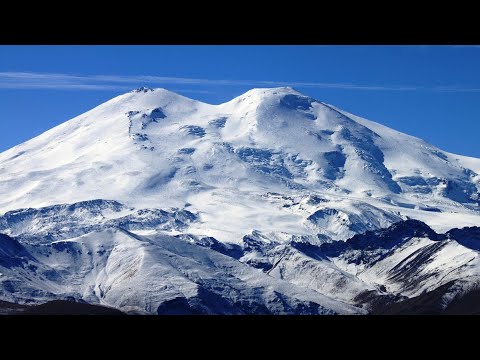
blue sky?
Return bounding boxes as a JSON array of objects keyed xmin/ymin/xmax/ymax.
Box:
[{"xmin": 1, "ymin": 45, "xmax": 480, "ymax": 157}]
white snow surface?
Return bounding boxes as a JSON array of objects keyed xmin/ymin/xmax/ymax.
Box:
[
  {"xmin": 0, "ymin": 87, "xmax": 478, "ymax": 244},
  {"xmin": 1, "ymin": 87, "xmax": 480, "ymax": 313}
]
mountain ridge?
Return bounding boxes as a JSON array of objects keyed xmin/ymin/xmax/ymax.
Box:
[
  {"xmin": 0, "ymin": 87, "xmax": 479, "ymax": 243},
  {"xmin": 1, "ymin": 214, "xmax": 479, "ymax": 314},
  {"xmin": 0, "ymin": 87, "xmax": 479, "ymax": 314}
]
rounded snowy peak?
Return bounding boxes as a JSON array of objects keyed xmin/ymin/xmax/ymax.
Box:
[
  {"xmin": 224, "ymin": 86, "xmax": 305, "ymax": 103},
  {"xmin": 82, "ymin": 87, "xmax": 207, "ymax": 118},
  {"xmin": 121, "ymin": 87, "xmax": 199, "ymax": 103},
  {"xmin": 240, "ymin": 86, "xmax": 302, "ymax": 96}
]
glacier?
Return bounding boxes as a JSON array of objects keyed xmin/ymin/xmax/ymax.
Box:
[{"xmin": 0, "ymin": 87, "xmax": 479, "ymax": 314}]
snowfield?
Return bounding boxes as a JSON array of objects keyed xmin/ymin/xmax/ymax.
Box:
[{"xmin": 0, "ymin": 87, "xmax": 479, "ymax": 314}]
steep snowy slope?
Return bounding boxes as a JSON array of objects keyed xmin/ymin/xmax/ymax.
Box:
[{"xmin": 0, "ymin": 87, "xmax": 479, "ymax": 244}]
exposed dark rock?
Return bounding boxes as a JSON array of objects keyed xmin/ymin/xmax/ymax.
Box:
[{"xmin": 372, "ymin": 280, "xmax": 480, "ymax": 315}]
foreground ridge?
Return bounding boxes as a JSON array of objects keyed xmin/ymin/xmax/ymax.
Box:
[{"xmin": 0, "ymin": 199, "xmax": 479, "ymax": 314}]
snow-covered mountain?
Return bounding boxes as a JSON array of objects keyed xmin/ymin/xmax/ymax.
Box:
[
  {"xmin": 1, "ymin": 86, "xmax": 479, "ymax": 242},
  {"xmin": 0, "ymin": 87, "xmax": 479, "ymax": 314}
]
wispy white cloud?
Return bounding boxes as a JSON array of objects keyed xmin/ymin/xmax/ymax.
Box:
[
  {"xmin": 0, "ymin": 82, "xmax": 130, "ymax": 91},
  {"xmin": 431, "ymin": 86, "xmax": 480, "ymax": 92},
  {"xmin": 0, "ymin": 71, "xmax": 479, "ymax": 93},
  {"xmin": 442, "ymin": 45, "xmax": 480, "ymax": 48}
]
